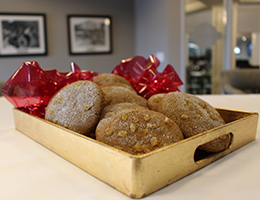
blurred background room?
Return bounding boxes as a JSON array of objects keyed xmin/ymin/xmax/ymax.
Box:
[{"xmin": 1, "ymin": 0, "xmax": 260, "ymax": 96}]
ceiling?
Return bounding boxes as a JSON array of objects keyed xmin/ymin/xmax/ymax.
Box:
[{"xmin": 185, "ymin": 0, "xmax": 260, "ymax": 13}]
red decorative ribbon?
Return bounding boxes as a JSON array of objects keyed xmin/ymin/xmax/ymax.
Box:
[
  {"xmin": 112, "ymin": 55, "xmax": 183, "ymax": 98},
  {"xmin": 1, "ymin": 55, "xmax": 183, "ymax": 118}
]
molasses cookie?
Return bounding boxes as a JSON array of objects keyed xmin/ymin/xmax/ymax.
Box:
[
  {"xmin": 100, "ymin": 82, "xmax": 136, "ymax": 92},
  {"xmin": 158, "ymin": 92, "xmax": 231, "ymax": 152},
  {"xmin": 96, "ymin": 109, "xmax": 184, "ymax": 155},
  {"xmin": 93, "ymin": 73, "xmax": 131, "ymax": 86},
  {"xmin": 100, "ymin": 102, "xmax": 148, "ymax": 119},
  {"xmin": 147, "ymin": 93, "xmax": 166, "ymax": 111},
  {"xmin": 45, "ymin": 80, "xmax": 105, "ymax": 136},
  {"xmin": 101, "ymin": 84, "xmax": 137, "ymax": 95},
  {"xmin": 105, "ymin": 91, "xmax": 148, "ymax": 107}
]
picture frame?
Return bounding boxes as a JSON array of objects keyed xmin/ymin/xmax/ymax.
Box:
[
  {"xmin": 67, "ymin": 15, "xmax": 112, "ymax": 55},
  {"xmin": 0, "ymin": 13, "xmax": 47, "ymax": 57}
]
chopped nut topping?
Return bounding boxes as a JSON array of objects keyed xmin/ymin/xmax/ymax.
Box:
[
  {"xmin": 49, "ymin": 110, "xmax": 54, "ymax": 114},
  {"xmin": 142, "ymin": 144, "xmax": 152, "ymax": 153},
  {"xmin": 106, "ymin": 112, "xmax": 116, "ymax": 118},
  {"xmin": 154, "ymin": 97, "xmax": 163, "ymax": 103},
  {"xmin": 75, "ymin": 82, "xmax": 81, "ymax": 87},
  {"xmin": 138, "ymin": 129, "xmax": 148, "ymax": 137},
  {"xmin": 150, "ymin": 137, "xmax": 159, "ymax": 147},
  {"xmin": 118, "ymin": 130, "xmax": 127, "ymax": 137},
  {"xmin": 133, "ymin": 117, "xmax": 139, "ymax": 123},
  {"xmin": 134, "ymin": 142, "xmax": 143, "ymax": 152},
  {"xmin": 185, "ymin": 98, "xmax": 191, "ymax": 103},
  {"xmin": 84, "ymin": 104, "xmax": 91, "ymax": 111},
  {"xmin": 164, "ymin": 117, "xmax": 172, "ymax": 126},
  {"xmin": 130, "ymin": 123, "xmax": 136, "ymax": 133},
  {"xmin": 187, "ymin": 103, "xmax": 195, "ymax": 110},
  {"xmin": 206, "ymin": 107, "xmax": 212, "ymax": 113},
  {"xmin": 53, "ymin": 119, "xmax": 58, "ymax": 123},
  {"xmin": 143, "ymin": 115, "xmax": 150, "ymax": 121},
  {"xmin": 198, "ymin": 102, "xmax": 206, "ymax": 108},
  {"xmin": 181, "ymin": 114, "xmax": 189, "ymax": 119},
  {"xmin": 121, "ymin": 113, "xmax": 128, "ymax": 121},
  {"xmin": 196, "ymin": 109, "xmax": 204, "ymax": 116},
  {"xmin": 147, "ymin": 123, "xmax": 157, "ymax": 129},
  {"xmin": 57, "ymin": 98, "xmax": 63, "ymax": 103},
  {"xmin": 105, "ymin": 128, "xmax": 113, "ymax": 136},
  {"xmin": 210, "ymin": 114, "xmax": 219, "ymax": 121}
]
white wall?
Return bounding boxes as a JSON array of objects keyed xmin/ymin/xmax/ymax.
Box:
[{"xmin": 0, "ymin": 0, "xmax": 135, "ymax": 81}]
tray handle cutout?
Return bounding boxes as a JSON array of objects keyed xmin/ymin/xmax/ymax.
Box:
[{"xmin": 194, "ymin": 132, "xmax": 234, "ymax": 164}]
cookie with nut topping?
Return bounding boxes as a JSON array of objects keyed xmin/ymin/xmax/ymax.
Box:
[
  {"xmin": 45, "ymin": 80, "xmax": 105, "ymax": 136},
  {"xmin": 96, "ymin": 109, "xmax": 184, "ymax": 155},
  {"xmin": 101, "ymin": 83, "xmax": 137, "ymax": 95},
  {"xmin": 100, "ymin": 102, "xmax": 148, "ymax": 119},
  {"xmin": 157, "ymin": 92, "xmax": 231, "ymax": 152},
  {"xmin": 100, "ymin": 82, "xmax": 136, "ymax": 92},
  {"xmin": 93, "ymin": 73, "xmax": 132, "ymax": 86},
  {"xmin": 147, "ymin": 93, "xmax": 166, "ymax": 111},
  {"xmin": 105, "ymin": 91, "xmax": 148, "ymax": 107}
]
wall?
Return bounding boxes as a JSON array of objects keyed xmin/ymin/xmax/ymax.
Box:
[
  {"xmin": 186, "ymin": 4, "xmax": 260, "ymax": 38},
  {"xmin": 186, "ymin": 9, "xmax": 212, "ymax": 36},
  {"xmin": 134, "ymin": 0, "xmax": 186, "ymax": 91},
  {"xmin": 237, "ymin": 4, "xmax": 260, "ymax": 33},
  {"xmin": 0, "ymin": 0, "xmax": 135, "ymax": 81},
  {"xmin": 134, "ymin": 0, "xmax": 169, "ymax": 70}
]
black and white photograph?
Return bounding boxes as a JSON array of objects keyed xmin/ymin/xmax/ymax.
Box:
[
  {"xmin": 0, "ymin": 13, "xmax": 47, "ymax": 57},
  {"xmin": 68, "ymin": 15, "xmax": 112, "ymax": 55}
]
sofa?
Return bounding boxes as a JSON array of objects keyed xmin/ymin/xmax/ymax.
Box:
[{"xmin": 222, "ymin": 69, "xmax": 260, "ymax": 94}]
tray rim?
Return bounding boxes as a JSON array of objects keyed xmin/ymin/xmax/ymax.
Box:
[{"xmin": 13, "ymin": 107, "xmax": 259, "ymax": 159}]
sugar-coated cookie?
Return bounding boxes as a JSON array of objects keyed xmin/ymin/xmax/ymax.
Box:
[
  {"xmin": 158, "ymin": 92, "xmax": 231, "ymax": 152},
  {"xmin": 147, "ymin": 93, "xmax": 166, "ymax": 111},
  {"xmin": 96, "ymin": 109, "xmax": 184, "ymax": 155},
  {"xmin": 105, "ymin": 91, "xmax": 148, "ymax": 107},
  {"xmin": 100, "ymin": 102, "xmax": 148, "ymax": 119},
  {"xmin": 101, "ymin": 84, "xmax": 137, "ymax": 95},
  {"xmin": 100, "ymin": 82, "xmax": 135, "ymax": 92},
  {"xmin": 45, "ymin": 81, "xmax": 105, "ymax": 136},
  {"xmin": 93, "ymin": 73, "xmax": 131, "ymax": 86}
]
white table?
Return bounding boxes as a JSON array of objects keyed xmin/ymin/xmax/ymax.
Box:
[{"xmin": 1, "ymin": 95, "xmax": 260, "ymax": 200}]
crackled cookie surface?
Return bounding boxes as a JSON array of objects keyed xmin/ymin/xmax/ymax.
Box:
[
  {"xmin": 45, "ymin": 80, "xmax": 105, "ymax": 136},
  {"xmin": 105, "ymin": 91, "xmax": 148, "ymax": 107},
  {"xmin": 100, "ymin": 82, "xmax": 136, "ymax": 92},
  {"xmin": 93, "ymin": 73, "xmax": 131, "ymax": 86},
  {"xmin": 158, "ymin": 92, "xmax": 231, "ymax": 152},
  {"xmin": 148, "ymin": 93, "xmax": 166, "ymax": 111},
  {"xmin": 101, "ymin": 84, "xmax": 137, "ymax": 95},
  {"xmin": 96, "ymin": 109, "xmax": 184, "ymax": 155},
  {"xmin": 100, "ymin": 102, "xmax": 148, "ymax": 119}
]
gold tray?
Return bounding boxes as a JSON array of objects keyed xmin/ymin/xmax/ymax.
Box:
[{"xmin": 13, "ymin": 108, "xmax": 258, "ymax": 199}]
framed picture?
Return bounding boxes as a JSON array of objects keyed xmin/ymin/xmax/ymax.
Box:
[
  {"xmin": 0, "ymin": 13, "xmax": 47, "ymax": 57},
  {"xmin": 67, "ymin": 15, "xmax": 112, "ymax": 55}
]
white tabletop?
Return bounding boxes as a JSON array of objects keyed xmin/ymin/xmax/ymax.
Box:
[{"xmin": 1, "ymin": 94, "xmax": 260, "ymax": 200}]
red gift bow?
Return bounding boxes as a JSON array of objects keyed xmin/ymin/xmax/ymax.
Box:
[
  {"xmin": 112, "ymin": 55, "xmax": 183, "ymax": 99},
  {"xmin": 1, "ymin": 61, "xmax": 98, "ymax": 118},
  {"xmin": 1, "ymin": 55, "xmax": 183, "ymax": 118}
]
